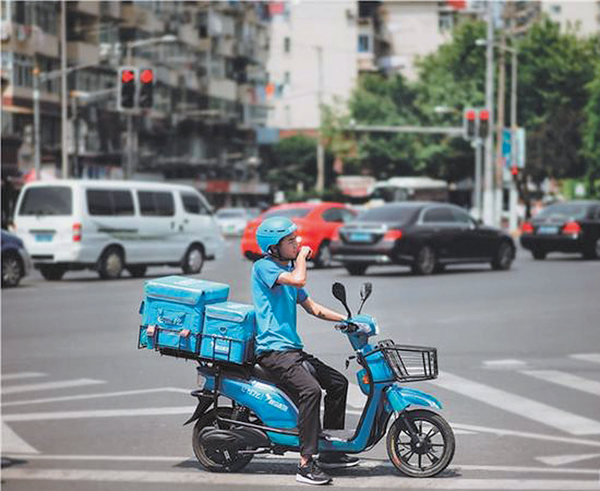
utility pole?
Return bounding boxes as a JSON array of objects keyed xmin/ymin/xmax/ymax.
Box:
[
  {"xmin": 494, "ymin": 26, "xmax": 507, "ymax": 228},
  {"xmin": 474, "ymin": 137, "xmax": 483, "ymax": 219},
  {"xmin": 315, "ymin": 45, "xmax": 325, "ymax": 193},
  {"xmin": 125, "ymin": 46, "xmax": 134, "ymax": 179},
  {"xmin": 483, "ymin": 0, "xmax": 495, "ymax": 225},
  {"xmin": 60, "ymin": 0, "xmax": 68, "ymax": 178},
  {"xmin": 32, "ymin": 5, "xmax": 41, "ymax": 179},
  {"xmin": 509, "ymin": 6, "xmax": 519, "ymax": 232}
]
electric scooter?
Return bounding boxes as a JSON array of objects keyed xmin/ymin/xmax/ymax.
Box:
[{"xmin": 185, "ymin": 281, "xmax": 455, "ymax": 477}]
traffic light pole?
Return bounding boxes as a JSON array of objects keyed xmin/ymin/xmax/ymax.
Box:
[
  {"xmin": 474, "ymin": 138, "xmax": 483, "ymax": 219},
  {"xmin": 483, "ymin": 0, "xmax": 495, "ymax": 226},
  {"xmin": 126, "ymin": 47, "xmax": 134, "ymax": 180}
]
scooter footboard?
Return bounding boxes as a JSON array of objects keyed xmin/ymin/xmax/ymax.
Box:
[{"xmin": 384, "ymin": 384, "xmax": 442, "ymax": 413}]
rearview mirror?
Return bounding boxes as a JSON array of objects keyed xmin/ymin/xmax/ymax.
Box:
[
  {"xmin": 332, "ymin": 282, "xmax": 352, "ymax": 319},
  {"xmin": 360, "ymin": 282, "xmax": 372, "ymax": 301}
]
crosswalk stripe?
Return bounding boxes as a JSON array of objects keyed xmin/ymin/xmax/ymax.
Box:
[
  {"xmin": 2, "ymin": 406, "xmax": 196, "ymax": 422},
  {"xmin": 430, "ymin": 371, "xmax": 600, "ymax": 435},
  {"xmin": 1, "ymin": 372, "xmax": 46, "ymax": 382},
  {"xmin": 521, "ymin": 370, "xmax": 600, "ymax": 397},
  {"xmin": 1, "ymin": 423, "xmax": 39, "ymax": 454},
  {"xmin": 570, "ymin": 354, "xmax": 600, "ymax": 365},
  {"xmin": 1, "ymin": 379, "xmax": 105, "ymax": 395},
  {"xmin": 1, "ymin": 468, "xmax": 598, "ymax": 489}
]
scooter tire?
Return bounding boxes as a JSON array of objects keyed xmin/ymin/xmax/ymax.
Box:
[
  {"xmin": 192, "ymin": 407, "xmax": 254, "ymax": 473},
  {"xmin": 387, "ymin": 409, "xmax": 455, "ymax": 478}
]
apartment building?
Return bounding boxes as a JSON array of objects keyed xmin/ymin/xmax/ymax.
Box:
[{"xmin": 1, "ymin": 1, "xmax": 272, "ymax": 207}]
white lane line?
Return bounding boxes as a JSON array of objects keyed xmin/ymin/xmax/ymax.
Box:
[
  {"xmin": 1, "ymin": 379, "xmax": 105, "ymax": 395},
  {"xmin": 1, "ymin": 387, "xmax": 189, "ymax": 407},
  {"xmin": 522, "ymin": 370, "xmax": 600, "ymax": 397},
  {"xmin": 1, "ymin": 372, "xmax": 46, "ymax": 382},
  {"xmin": 1, "ymin": 468, "xmax": 599, "ymax": 489},
  {"xmin": 571, "ymin": 354, "xmax": 600, "ymax": 365},
  {"xmin": 536, "ymin": 453, "xmax": 600, "ymax": 466},
  {"xmin": 2, "ymin": 406, "xmax": 196, "ymax": 422},
  {"xmin": 1, "ymin": 423, "xmax": 39, "ymax": 454},
  {"xmin": 483, "ymin": 360, "xmax": 528, "ymax": 370},
  {"xmin": 430, "ymin": 371, "xmax": 600, "ymax": 435}
]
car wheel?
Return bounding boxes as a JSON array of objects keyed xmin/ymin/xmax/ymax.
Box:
[
  {"xmin": 39, "ymin": 264, "xmax": 66, "ymax": 281},
  {"xmin": 313, "ymin": 241, "xmax": 333, "ymax": 269},
  {"xmin": 532, "ymin": 249, "xmax": 546, "ymax": 260},
  {"xmin": 98, "ymin": 248, "xmax": 124, "ymax": 279},
  {"xmin": 492, "ymin": 242, "xmax": 514, "ymax": 271},
  {"xmin": 127, "ymin": 265, "xmax": 147, "ymax": 278},
  {"xmin": 582, "ymin": 237, "xmax": 600, "ymax": 260},
  {"xmin": 345, "ymin": 263, "xmax": 368, "ymax": 276},
  {"xmin": 182, "ymin": 245, "xmax": 204, "ymax": 274},
  {"xmin": 2, "ymin": 252, "xmax": 23, "ymax": 287},
  {"xmin": 412, "ymin": 245, "xmax": 436, "ymax": 275}
]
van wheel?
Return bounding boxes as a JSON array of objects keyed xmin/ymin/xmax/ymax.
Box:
[
  {"xmin": 39, "ymin": 265, "xmax": 66, "ymax": 281},
  {"xmin": 98, "ymin": 248, "xmax": 124, "ymax": 279},
  {"xmin": 2, "ymin": 252, "xmax": 23, "ymax": 287},
  {"xmin": 183, "ymin": 245, "xmax": 204, "ymax": 275},
  {"xmin": 127, "ymin": 265, "xmax": 147, "ymax": 278}
]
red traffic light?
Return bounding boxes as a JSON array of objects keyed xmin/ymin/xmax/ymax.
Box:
[
  {"xmin": 140, "ymin": 69, "xmax": 154, "ymax": 84},
  {"xmin": 479, "ymin": 109, "xmax": 490, "ymax": 121},
  {"xmin": 121, "ymin": 69, "xmax": 135, "ymax": 83},
  {"xmin": 511, "ymin": 165, "xmax": 519, "ymax": 176},
  {"xmin": 465, "ymin": 110, "xmax": 476, "ymax": 121}
]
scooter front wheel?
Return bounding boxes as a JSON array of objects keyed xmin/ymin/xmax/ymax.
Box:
[{"xmin": 387, "ymin": 409, "xmax": 455, "ymax": 478}]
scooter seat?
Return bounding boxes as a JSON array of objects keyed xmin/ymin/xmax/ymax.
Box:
[{"xmin": 251, "ymin": 361, "xmax": 317, "ymax": 385}]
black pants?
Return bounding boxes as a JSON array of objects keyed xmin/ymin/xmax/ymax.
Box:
[{"xmin": 258, "ymin": 349, "xmax": 348, "ymax": 456}]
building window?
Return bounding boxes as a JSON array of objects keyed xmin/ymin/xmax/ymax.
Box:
[
  {"xmin": 13, "ymin": 54, "xmax": 33, "ymax": 88},
  {"xmin": 439, "ymin": 12, "xmax": 454, "ymax": 32},
  {"xmin": 358, "ymin": 34, "xmax": 370, "ymax": 53},
  {"xmin": 550, "ymin": 4, "xmax": 561, "ymax": 14},
  {"xmin": 284, "ymin": 36, "xmax": 291, "ymax": 53},
  {"xmin": 284, "ymin": 71, "xmax": 290, "ymax": 84}
]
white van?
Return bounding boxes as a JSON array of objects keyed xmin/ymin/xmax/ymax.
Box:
[{"xmin": 13, "ymin": 180, "xmax": 225, "ymax": 280}]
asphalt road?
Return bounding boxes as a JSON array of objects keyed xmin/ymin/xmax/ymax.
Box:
[{"xmin": 2, "ymin": 239, "xmax": 600, "ymax": 490}]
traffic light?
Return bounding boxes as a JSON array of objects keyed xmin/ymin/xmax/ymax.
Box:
[
  {"xmin": 478, "ymin": 109, "xmax": 489, "ymax": 139},
  {"xmin": 118, "ymin": 67, "xmax": 136, "ymax": 110},
  {"xmin": 138, "ymin": 68, "xmax": 154, "ymax": 109},
  {"xmin": 510, "ymin": 165, "xmax": 519, "ymax": 176},
  {"xmin": 464, "ymin": 108, "xmax": 477, "ymax": 140}
]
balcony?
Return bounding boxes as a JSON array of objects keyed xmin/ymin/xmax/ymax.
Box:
[
  {"xmin": 70, "ymin": 1, "xmax": 100, "ymax": 17},
  {"xmin": 67, "ymin": 41, "xmax": 100, "ymax": 65},
  {"xmin": 100, "ymin": 2, "xmax": 121, "ymax": 19},
  {"xmin": 208, "ymin": 79, "xmax": 237, "ymax": 101},
  {"xmin": 4, "ymin": 25, "xmax": 59, "ymax": 58}
]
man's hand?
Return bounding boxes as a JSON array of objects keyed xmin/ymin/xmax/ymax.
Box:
[{"xmin": 298, "ymin": 246, "xmax": 312, "ymax": 260}]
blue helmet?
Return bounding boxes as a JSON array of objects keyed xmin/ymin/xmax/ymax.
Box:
[{"xmin": 256, "ymin": 216, "xmax": 297, "ymax": 254}]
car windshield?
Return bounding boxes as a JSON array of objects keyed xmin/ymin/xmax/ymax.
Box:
[
  {"xmin": 355, "ymin": 206, "xmax": 418, "ymax": 223},
  {"xmin": 216, "ymin": 210, "xmax": 246, "ymax": 218},
  {"xmin": 537, "ymin": 203, "xmax": 588, "ymax": 220},
  {"xmin": 262, "ymin": 208, "xmax": 311, "ymax": 219},
  {"xmin": 18, "ymin": 186, "xmax": 72, "ymax": 216}
]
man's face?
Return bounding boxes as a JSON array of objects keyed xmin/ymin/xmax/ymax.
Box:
[{"xmin": 276, "ymin": 232, "xmax": 300, "ymax": 260}]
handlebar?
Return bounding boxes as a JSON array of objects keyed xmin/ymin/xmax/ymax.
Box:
[{"xmin": 334, "ymin": 322, "xmax": 359, "ymax": 333}]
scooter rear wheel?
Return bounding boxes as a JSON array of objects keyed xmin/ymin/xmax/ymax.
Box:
[
  {"xmin": 192, "ymin": 406, "xmax": 254, "ymax": 472},
  {"xmin": 387, "ymin": 409, "xmax": 455, "ymax": 478}
]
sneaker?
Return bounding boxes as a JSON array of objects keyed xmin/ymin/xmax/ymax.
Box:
[
  {"xmin": 317, "ymin": 453, "xmax": 360, "ymax": 469},
  {"xmin": 296, "ymin": 459, "xmax": 332, "ymax": 485}
]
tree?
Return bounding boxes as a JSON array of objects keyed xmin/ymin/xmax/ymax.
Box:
[{"xmin": 581, "ymin": 57, "xmax": 600, "ymax": 194}]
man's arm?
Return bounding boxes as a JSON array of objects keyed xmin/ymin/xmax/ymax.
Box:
[
  {"xmin": 300, "ymin": 297, "xmax": 347, "ymax": 322},
  {"xmin": 277, "ymin": 246, "xmax": 311, "ymax": 288}
]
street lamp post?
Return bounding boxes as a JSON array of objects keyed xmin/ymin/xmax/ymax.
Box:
[{"xmin": 124, "ymin": 35, "xmax": 176, "ymax": 179}]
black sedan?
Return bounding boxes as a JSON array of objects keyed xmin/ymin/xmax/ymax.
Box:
[
  {"xmin": 520, "ymin": 200, "xmax": 600, "ymax": 260},
  {"xmin": 330, "ymin": 202, "xmax": 515, "ymax": 276}
]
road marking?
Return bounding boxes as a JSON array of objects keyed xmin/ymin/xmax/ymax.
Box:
[
  {"xmin": 1, "ymin": 387, "xmax": 189, "ymax": 407},
  {"xmin": 1, "ymin": 468, "xmax": 599, "ymax": 489},
  {"xmin": 1, "ymin": 423, "xmax": 39, "ymax": 454},
  {"xmin": 536, "ymin": 453, "xmax": 600, "ymax": 466},
  {"xmin": 430, "ymin": 371, "xmax": 600, "ymax": 435},
  {"xmin": 2, "ymin": 406, "xmax": 196, "ymax": 422},
  {"xmin": 522, "ymin": 370, "xmax": 600, "ymax": 397},
  {"xmin": 1, "ymin": 372, "xmax": 46, "ymax": 382},
  {"xmin": 571, "ymin": 354, "xmax": 600, "ymax": 365},
  {"xmin": 1, "ymin": 378, "xmax": 105, "ymax": 395},
  {"xmin": 483, "ymin": 359, "xmax": 528, "ymax": 370}
]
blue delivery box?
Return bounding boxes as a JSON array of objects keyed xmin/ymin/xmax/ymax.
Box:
[
  {"xmin": 138, "ymin": 276, "xmax": 229, "ymax": 357},
  {"xmin": 200, "ymin": 302, "xmax": 256, "ymax": 365}
]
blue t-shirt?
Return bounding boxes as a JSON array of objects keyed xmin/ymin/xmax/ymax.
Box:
[{"xmin": 251, "ymin": 256, "xmax": 309, "ymax": 355}]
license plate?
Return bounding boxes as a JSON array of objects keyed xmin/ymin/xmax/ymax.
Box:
[
  {"xmin": 350, "ymin": 232, "xmax": 372, "ymax": 242},
  {"xmin": 35, "ymin": 233, "xmax": 53, "ymax": 242},
  {"xmin": 537, "ymin": 226, "xmax": 558, "ymax": 235}
]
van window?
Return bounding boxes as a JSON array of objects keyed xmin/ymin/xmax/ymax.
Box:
[
  {"xmin": 19, "ymin": 186, "xmax": 72, "ymax": 216},
  {"xmin": 181, "ymin": 192, "xmax": 210, "ymax": 215},
  {"xmin": 87, "ymin": 190, "xmax": 134, "ymax": 216},
  {"xmin": 137, "ymin": 191, "xmax": 175, "ymax": 217}
]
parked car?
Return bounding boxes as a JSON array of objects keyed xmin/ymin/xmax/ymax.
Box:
[
  {"xmin": 520, "ymin": 200, "xmax": 600, "ymax": 260},
  {"xmin": 215, "ymin": 207, "xmax": 260, "ymax": 236},
  {"xmin": 240, "ymin": 202, "xmax": 356, "ymax": 268},
  {"xmin": 1, "ymin": 229, "xmax": 32, "ymax": 287},
  {"xmin": 13, "ymin": 180, "xmax": 225, "ymax": 281},
  {"xmin": 330, "ymin": 202, "xmax": 515, "ymax": 276}
]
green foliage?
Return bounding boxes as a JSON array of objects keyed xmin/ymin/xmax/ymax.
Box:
[{"xmin": 582, "ymin": 58, "xmax": 600, "ymax": 181}]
